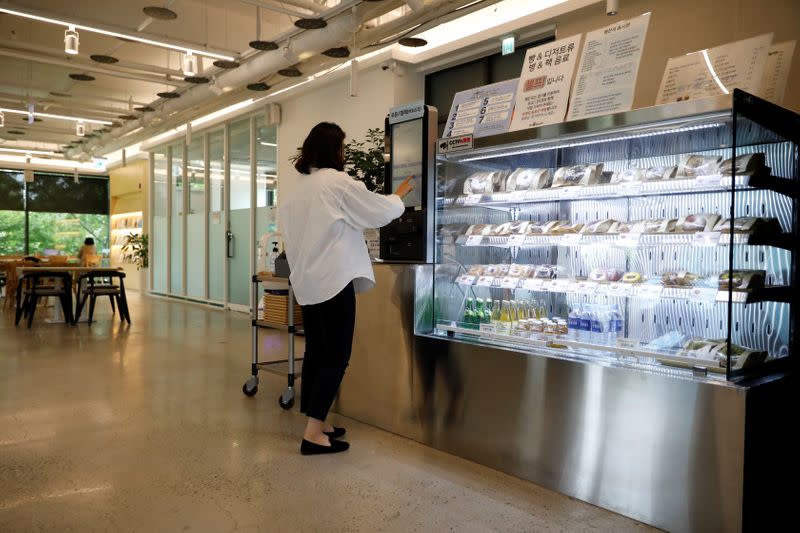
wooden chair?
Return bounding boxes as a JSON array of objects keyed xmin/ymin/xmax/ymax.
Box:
[
  {"xmin": 48, "ymin": 256, "xmax": 69, "ymax": 265},
  {"xmin": 2, "ymin": 261, "xmax": 35, "ymax": 311},
  {"xmin": 75, "ymin": 271, "xmax": 130, "ymax": 324},
  {"xmin": 15, "ymin": 270, "xmax": 75, "ymax": 328}
]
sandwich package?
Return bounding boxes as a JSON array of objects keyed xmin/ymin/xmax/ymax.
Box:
[
  {"xmin": 719, "ymin": 153, "xmax": 766, "ymax": 176},
  {"xmin": 463, "ymin": 170, "xmax": 510, "ymax": 194},
  {"xmin": 588, "ymin": 267, "xmax": 624, "ymax": 282},
  {"xmin": 580, "ymin": 219, "xmax": 620, "ymax": 234},
  {"xmin": 551, "ymin": 164, "xmax": 604, "ymax": 188},
  {"xmin": 505, "ymin": 168, "xmax": 552, "ymax": 191},
  {"xmin": 547, "ymin": 221, "xmax": 584, "ymax": 235},
  {"xmin": 676, "ymin": 154, "xmax": 722, "ymax": 178},
  {"xmin": 712, "ymin": 217, "xmax": 781, "ymax": 234},
  {"xmin": 465, "ymin": 223, "xmax": 495, "ymax": 236},
  {"xmin": 493, "ymin": 221, "xmax": 529, "ymax": 236},
  {"xmin": 661, "ymin": 271, "xmax": 699, "ymax": 287},
  {"xmin": 675, "ymin": 213, "xmax": 720, "ymax": 233},
  {"xmin": 719, "ymin": 269, "xmax": 766, "ymax": 291},
  {"xmin": 610, "ymin": 168, "xmax": 644, "ymax": 184},
  {"xmin": 533, "ymin": 264, "xmax": 559, "ymax": 279},
  {"xmin": 643, "ymin": 166, "xmax": 678, "ymax": 181},
  {"xmin": 629, "ymin": 218, "xmax": 677, "ymax": 234},
  {"xmin": 679, "ymin": 338, "xmax": 767, "ymax": 369}
]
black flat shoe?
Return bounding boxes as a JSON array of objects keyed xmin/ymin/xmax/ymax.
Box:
[
  {"xmin": 323, "ymin": 426, "xmax": 346, "ymax": 439},
  {"xmin": 300, "ymin": 438, "xmax": 350, "ymax": 456}
]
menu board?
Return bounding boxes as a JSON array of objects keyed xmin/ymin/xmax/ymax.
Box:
[
  {"xmin": 655, "ymin": 33, "xmax": 773, "ymax": 104},
  {"xmin": 509, "ymin": 35, "xmax": 582, "ymax": 131},
  {"xmin": 443, "ymin": 79, "xmax": 519, "ymax": 138},
  {"xmin": 567, "ymin": 13, "xmax": 650, "ymax": 120},
  {"xmin": 759, "ymin": 41, "xmax": 795, "ymax": 105}
]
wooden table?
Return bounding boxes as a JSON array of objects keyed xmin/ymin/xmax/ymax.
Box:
[{"xmin": 16, "ymin": 266, "xmax": 122, "ymax": 323}]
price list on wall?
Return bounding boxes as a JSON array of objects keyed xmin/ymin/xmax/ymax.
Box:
[{"xmin": 443, "ymin": 79, "xmax": 519, "ymax": 139}]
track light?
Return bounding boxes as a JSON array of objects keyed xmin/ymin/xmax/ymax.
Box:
[
  {"xmin": 65, "ymin": 25, "xmax": 79, "ymax": 55},
  {"xmin": 76, "ymin": 121, "xmax": 85, "ymax": 136},
  {"xmin": 606, "ymin": 0, "xmax": 619, "ymax": 15},
  {"xmin": 183, "ymin": 52, "xmax": 198, "ymax": 77}
]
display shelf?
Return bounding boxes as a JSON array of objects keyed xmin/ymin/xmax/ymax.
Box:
[{"xmin": 436, "ymin": 322, "xmax": 727, "ymax": 375}]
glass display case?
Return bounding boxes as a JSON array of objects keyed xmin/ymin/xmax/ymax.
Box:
[{"xmin": 425, "ymin": 90, "xmax": 798, "ymax": 382}]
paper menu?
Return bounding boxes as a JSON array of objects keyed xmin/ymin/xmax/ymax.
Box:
[
  {"xmin": 508, "ymin": 34, "xmax": 582, "ymax": 132},
  {"xmin": 759, "ymin": 41, "xmax": 795, "ymax": 105},
  {"xmin": 443, "ymin": 79, "xmax": 519, "ymax": 139},
  {"xmin": 655, "ymin": 33, "xmax": 773, "ymax": 104},
  {"xmin": 567, "ymin": 13, "xmax": 651, "ymax": 120}
]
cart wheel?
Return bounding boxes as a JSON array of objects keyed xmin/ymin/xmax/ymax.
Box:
[
  {"xmin": 278, "ymin": 389, "xmax": 295, "ymax": 410},
  {"xmin": 242, "ymin": 378, "xmax": 258, "ymax": 397}
]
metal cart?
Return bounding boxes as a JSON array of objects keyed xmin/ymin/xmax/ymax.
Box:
[{"xmin": 242, "ymin": 272, "xmax": 301, "ymax": 409}]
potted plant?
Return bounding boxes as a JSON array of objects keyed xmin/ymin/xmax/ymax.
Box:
[
  {"xmin": 122, "ymin": 233, "xmax": 149, "ymax": 291},
  {"xmin": 344, "ymin": 128, "xmax": 385, "ymax": 258}
]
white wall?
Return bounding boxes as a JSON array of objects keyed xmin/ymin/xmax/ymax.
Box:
[{"xmin": 275, "ymin": 62, "xmax": 424, "ymax": 201}]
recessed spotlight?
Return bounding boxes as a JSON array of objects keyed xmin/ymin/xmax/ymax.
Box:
[
  {"xmin": 246, "ymin": 82, "xmax": 270, "ymax": 91},
  {"xmin": 213, "ymin": 60, "xmax": 240, "ymax": 69},
  {"xmin": 184, "ymin": 76, "xmax": 210, "ymax": 84},
  {"xmin": 294, "ymin": 18, "xmax": 327, "ymax": 30},
  {"xmin": 322, "ymin": 47, "xmax": 350, "ymax": 58},
  {"xmin": 134, "ymin": 106, "xmax": 155, "ymax": 112},
  {"xmin": 157, "ymin": 91, "xmax": 180, "ymax": 99},
  {"xmin": 398, "ymin": 37, "xmax": 427, "ymax": 47},
  {"xmin": 182, "ymin": 52, "xmax": 198, "ymax": 76},
  {"xmin": 69, "ymin": 73, "xmax": 95, "ymax": 81},
  {"xmin": 143, "ymin": 6, "xmax": 178, "ymax": 20},
  {"xmin": 249, "ymin": 40, "xmax": 278, "ymax": 51},
  {"xmin": 64, "ymin": 25, "xmax": 79, "ymax": 55},
  {"xmin": 278, "ymin": 67, "xmax": 302, "ymax": 77},
  {"xmin": 90, "ymin": 54, "xmax": 119, "ymax": 64}
]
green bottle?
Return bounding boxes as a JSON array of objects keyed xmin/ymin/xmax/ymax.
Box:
[{"xmin": 475, "ymin": 298, "xmax": 485, "ymax": 324}]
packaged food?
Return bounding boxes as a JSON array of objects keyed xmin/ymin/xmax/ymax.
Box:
[
  {"xmin": 719, "ymin": 270, "xmax": 766, "ymax": 290},
  {"xmin": 643, "ymin": 166, "xmax": 678, "ymax": 181},
  {"xmin": 675, "ymin": 214, "xmax": 720, "ymax": 233},
  {"xmin": 580, "ymin": 219, "xmax": 620, "ymax": 234},
  {"xmin": 631, "ymin": 218, "xmax": 677, "ymax": 234},
  {"xmin": 587, "ymin": 267, "xmax": 624, "ymax": 282},
  {"xmin": 610, "ymin": 168, "xmax": 644, "ymax": 184},
  {"xmin": 505, "ymin": 168, "xmax": 552, "ymax": 191},
  {"xmin": 719, "ymin": 153, "xmax": 765, "ymax": 176},
  {"xmin": 466, "ymin": 265, "xmax": 484, "ymax": 276},
  {"xmin": 661, "ymin": 271, "xmax": 699, "ymax": 287},
  {"xmin": 495, "ymin": 264, "xmax": 510, "ymax": 276},
  {"xmin": 463, "ymin": 171, "xmax": 494, "ymax": 194},
  {"xmin": 493, "ymin": 222, "xmax": 529, "ymax": 236},
  {"xmin": 547, "ymin": 221, "xmax": 583, "ymax": 235},
  {"xmin": 527, "ymin": 220, "xmax": 559, "ymax": 234},
  {"xmin": 465, "ymin": 224, "xmax": 495, "ymax": 236},
  {"xmin": 676, "ymin": 154, "xmax": 722, "ymax": 178},
  {"xmin": 679, "ymin": 338, "xmax": 767, "ymax": 369},
  {"xmin": 551, "ymin": 164, "xmax": 604, "ymax": 188},
  {"xmin": 508, "ymin": 264, "xmax": 526, "ymax": 277},
  {"xmin": 484, "ymin": 265, "xmax": 501, "ymax": 276},
  {"xmin": 622, "ymin": 272, "xmax": 643, "ymax": 283},
  {"xmin": 712, "ymin": 217, "xmax": 781, "ymax": 234},
  {"xmin": 534, "ymin": 265, "xmax": 558, "ymax": 279}
]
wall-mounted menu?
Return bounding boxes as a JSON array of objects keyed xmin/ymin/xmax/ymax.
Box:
[
  {"xmin": 443, "ymin": 79, "xmax": 519, "ymax": 139},
  {"xmin": 655, "ymin": 33, "xmax": 773, "ymax": 104},
  {"xmin": 759, "ymin": 41, "xmax": 795, "ymax": 105},
  {"xmin": 509, "ymin": 35, "xmax": 582, "ymax": 131},
  {"xmin": 567, "ymin": 13, "xmax": 650, "ymax": 121}
]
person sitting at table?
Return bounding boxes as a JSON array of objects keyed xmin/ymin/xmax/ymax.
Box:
[{"xmin": 77, "ymin": 237, "xmax": 97, "ymax": 266}]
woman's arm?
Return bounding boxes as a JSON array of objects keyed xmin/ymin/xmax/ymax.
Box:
[{"xmin": 339, "ymin": 177, "xmax": 409, "ymax": 230}]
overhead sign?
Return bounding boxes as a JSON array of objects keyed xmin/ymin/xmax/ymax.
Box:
[
  {"xmin": 437, "ymin": 135, "xmax": 474, "ymax": 154},
  {"xmin": 655, "ymin": 33, "xmax": 772, "ymax": 104},
  {"xmin": 567, "ymin": 13, "xmax": 651, "ymax": 120},
  {"xmin": 759, "ymin": 41, "xmax": 795, "ymax": 105},
  {"xmin": 508, "ymin": 34, "xmax": 582, "ymax": 131},
  {"xmin": 388, "ymin": 101, "xmax": 425, "ymax": 124},
  {"xmin": 443, "ymin": 79, "xmax": 518, "ymax": 139},
  {"xmin": 502, "ymin": 36, "xmax": 515, "ymax": 56}
]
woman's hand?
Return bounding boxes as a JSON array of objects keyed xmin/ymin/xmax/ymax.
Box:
[{"xmin": 395, "ymin": 175, "xmax": 416, "ymax": 199}]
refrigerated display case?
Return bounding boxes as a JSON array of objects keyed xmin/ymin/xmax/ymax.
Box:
[{"xmin": 421, "ymin": 90, "xmax": 798, "ymax": 384}]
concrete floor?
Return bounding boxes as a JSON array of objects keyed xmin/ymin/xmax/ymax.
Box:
[{"xmin": 0, "ymin": 293, "xmax": 656, "ymax": 532}]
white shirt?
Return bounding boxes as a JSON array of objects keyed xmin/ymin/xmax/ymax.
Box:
[{"xmin": 277, "ymin": 167, "xmax": 405, "ymax": 305}]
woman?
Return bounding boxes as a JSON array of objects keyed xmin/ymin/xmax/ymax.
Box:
[
  {"xmin": 77, "ymin": 237, "xmax": 96, "ymax": 266},
  {"xmin": 278, "ymin": 122, "xmax": 414, "ymax": 455}
]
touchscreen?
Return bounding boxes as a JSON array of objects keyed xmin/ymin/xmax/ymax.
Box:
[{"xmin": 390, "ymin": 118, "xmax": 423, "ymax": 208}]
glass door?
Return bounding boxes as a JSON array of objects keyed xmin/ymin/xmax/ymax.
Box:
[
  {"xmin": 227, "ymin": 118, "xmax": 252, "ymax": 309},
  {"xmin": 208, "ymin": 130, "xmax": 225, "ymax": 303},
  {"xmin": 169, "ymin": 142, "xmax": 184, "ymax": 295},
  {"xmin": 186, "ymin": 137, "xmax": 206, "ymax": 299}
]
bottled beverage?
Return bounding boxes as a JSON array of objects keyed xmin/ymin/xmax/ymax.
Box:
[
  {"xmin": 579, "ymin": 305, "xmax": 592, "ymax": 342},
  {"xmin": 475, "ymin": 298, "xmax": 485, "ymax": 324},
  {"xmin": 568, "ymin": 305, "xmax": 581, "ymax": 339},
  {"xmin": 607, "ymin": 304, "xmax": 624, "ymax": 344},
  {"xmin": 464, "ymin": 298, "xmax": 475, "ymax": 328},
  {"xmin": 509, "ymin": 300, "xmax": 519, "ymax": 329},
  {"xmin": 483, "ymin": 299, "xmax": 493, "ymax": 324},
  {"xmin": 491, "ymin": 299, "xmax": 501, "ymax": 324},
  {"xmin": 498, "ymin": 300, "xmax": 512, "ymax": 334}
]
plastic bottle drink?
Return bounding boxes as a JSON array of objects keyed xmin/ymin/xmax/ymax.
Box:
[
  {"xmin": 464, "ymin": 298, "xmax": 475, "ymax": 328},
  {"xmin": 499, "ymin": 300, "xmax": 512, "ymax": 335},
  {"xmin": 491, "ymin": 299, "xmax": 501, "ymax": 325},
  {"xmin": 568, "ymin": 305, "xmax": 581, "ymax": 339},
  {"xmin": 509, "ymin": 300, "xmax": 519, "ymax": 329},
  {"xmin": 483, "ymin": 300, "xmax": 493, "ymax": 324},
  {"xmin": 590, "ymin": 306, "xmax": 602, "ymax": 343},
  {"xmin": 608, "ymin": 304, "xmax": 624, "ymax": 344},
  {"xmin": 579, "ymin": 305, "xmax": 593, "ymax": 342},
  {"xmin": 475, "ymin": 298, "xmax": 485, "ymax": 324}
]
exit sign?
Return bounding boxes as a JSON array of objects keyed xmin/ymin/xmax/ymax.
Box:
[{"xmin": 501, "ymin": 36, "xmax": 515, "ymax": 55}]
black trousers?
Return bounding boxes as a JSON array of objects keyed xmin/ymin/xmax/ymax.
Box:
[{"xmin": 300, "ymin": 282, "xmax": 356, "ymax": 421}]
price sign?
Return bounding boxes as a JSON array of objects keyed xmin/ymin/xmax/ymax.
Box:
[
  {"xmin": 606, "ymin": 282, "xmax": 633, "ymax": 296},
  {"xmin": 507, "ymin": 234, "xmax": 527, "ymax": 247},
  {"xmin": 476, "ymin": 276, "xmax": 495, "ymax": 287},
  {"xmin": 509, "ymin": 191, "xmax": 529, "ymax": 203},
  {"xmin": 636, "ymin": 284, "xmax": 663, "ymax": 298},
  {"xmin": 617, "ymin": 232, "xmax": 641, "ymax": 247},
  {"xmin": 617, "ymin": 181, "xmax": 643, "ymax": 196},
  {"xmin": 689, "ymin": 286, "xmax": 718, "ymax": 303},
  {"xmin": 550, "ymin": 279, "xmax": 571, "ymax": 292},
  {"xmin": 465, "ymin": 235, "xmax": 484, "ymax": 246},
  {"xmin": 559, "ymin": 233, "xmax": 583, "ymax": 247},
  {"xmin": 692, "ymin": 231, "xmax": 721, "ymax": 247},
  {"xmin": 662, "ymin": 287, "xmax": 689, "ymax": 300},
  {"xmin": 457, "ymin": 275, "xmax": 476, "ymax": 285},
  {"xmin": 522, "ymin": 278, "xmax": 544, "ymax": 290},
  {"xmin": 464, "ymin": 194, "xmax": 482, "ymax": 205},
  {"xmin": 694, "ymin": 174, "xmax": 722, "ymax": 188},
  {"xmin": 577, "ymin": 281, "xmax": 598, "ymax": 294},
  {"xmin": 559, "ymin": 186, "xmax": 580, "ymax": 199},
  {"xmin": 540, "ymin": 279, "xmax": 553, "ymax": 291},
  {"xmin": 479, "ymin": 323, "xmax": 497, "ymax": 334},
  {"xmin": 501, "ymin": 276, "xmax": 521, "ymax": 289}
]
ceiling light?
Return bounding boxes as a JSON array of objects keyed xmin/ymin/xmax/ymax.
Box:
[
  {"xmin": 0, "ymin": 107, "xmax": 112, "ymax": 125},
  {"xmin": 0, "ymin": 147, "xmax": 57, "ymax": 156},
  {"xmin": 64, "ymin": 25, "xmax": 79, "ymax": 55},
  {"xmin": 294, "ymin": 18, "xmax": 327, "ymax": 30},
  {"xmin": 398, "ymin": 37, "xmax": 427, "ymax": 47},
  {"xmin": 76, "ymin": 121, "xmax": 85, "ymax": 136},
  {"xmin": 183, "ymin": 52, "xmax": 198, "ymax": 76},
  {"xmin": 143, "ymin": 6, "xmax": 178, "ymax": 20},
  {"xmin": 0, "ymin": 6, "xmax": 235, "ymax": 61},
  {"xmin": 246, "ymin": 82, "xmax": 270, "ymax": 91},
  {"xmin": 606, "ymin": 0, "xmax": 619, "ymax": 15}
]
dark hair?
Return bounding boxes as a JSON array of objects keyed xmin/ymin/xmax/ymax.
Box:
[
  {"xmin": 293, "ymin": 122, "xmax": 346, "ymax": 174},
  {"xmin": 84, "ymin": 237, "xmax": 95, "ymax": 246}
]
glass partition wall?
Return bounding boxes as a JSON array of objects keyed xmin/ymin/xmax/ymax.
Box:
[{"xmin": 149, "ymin": 114, "xmax": 278, "ymax": 310}]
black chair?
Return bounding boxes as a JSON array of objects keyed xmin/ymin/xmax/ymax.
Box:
[
  {"xmin": 15, "ymin": 271, "xmax": 74, "ymax": 328},
  {"xmin": 75, "ymin": 271, "xmax": 130, "ymax": 325}
]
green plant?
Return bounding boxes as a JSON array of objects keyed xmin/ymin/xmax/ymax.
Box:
[
  {"xmin": 344, "ymin": 128, "xmax": 385, "ymax": 193},
  {"xmin": 122, "ymin": 233, "xmax": 149, "ymax": 270}
]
